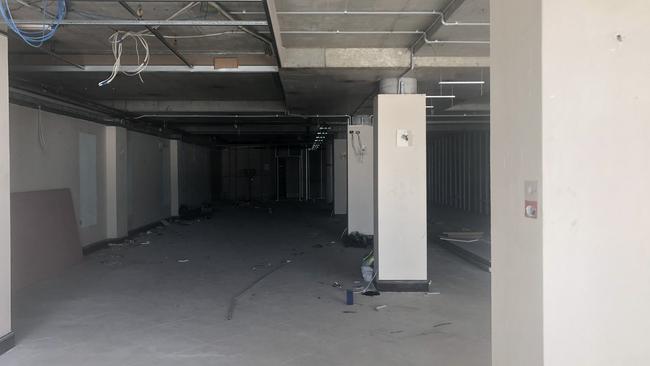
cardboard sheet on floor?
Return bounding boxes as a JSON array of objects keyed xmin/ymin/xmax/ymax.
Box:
[{"xmin": 11, "ymin": 189, "xmax": 82, "ymax": 289}]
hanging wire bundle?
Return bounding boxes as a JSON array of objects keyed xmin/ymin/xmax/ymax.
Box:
[
  {"xmin": 0, "ymin": 0, "xmax": 66, "ymax": 47},
  {"xmin": 98, "ymin": 31, "xmax": 150, "ymax": 87}
]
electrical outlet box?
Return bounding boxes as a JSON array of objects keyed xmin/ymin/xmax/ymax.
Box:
[
  {"xmin": 524, "ymin": 180, "xmax": 539, "ymax": 219},
  {"xmin": 396, "ymin": 129, "xmax": 411, "ymax": 147}
]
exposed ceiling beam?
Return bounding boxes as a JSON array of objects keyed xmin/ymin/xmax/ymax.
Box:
[
  {"xmin": 101, "ymin": 100, "xmax": 286, "ymax": 113},
  {"xmin": 263, "ymin": 0, "xmax": 286, "ymax": 67},
  {"xmin": 7, "ymin": 19, "xmax": 268, "ymax": 26},
  {"xmin": 413, "ymin": 0, "xmax": 468, "ymax": 54},
  {"xmin": 118, "ymin": 1, "xmax": 193, "ymax": 68},
  {"xmin": 207, "ymin": 2, "xmax": 272, "ymax": 51},
  {"xmin": 282, "ymin": 48, "xmax": 489, "ymax": 68},
  {"xmin": 10, "ymin": 65, "xmax": 279, "ymax": 72}
]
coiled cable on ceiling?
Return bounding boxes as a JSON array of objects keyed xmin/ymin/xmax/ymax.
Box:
[
  {"xmin": 98, "ymin": 30, "xmax": 150, "ymax": 87},
  {"xmin": 0, "ymin": 0, "xmax": 66, "ymax": 47}
]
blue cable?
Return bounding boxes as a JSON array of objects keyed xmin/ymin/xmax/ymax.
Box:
[{"xmin": 0, "ymin": 0, "xmax": 66, "ymax": 47}]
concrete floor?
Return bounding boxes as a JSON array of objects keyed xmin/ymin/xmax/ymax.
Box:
[
  {"xmin": 429, "ymin": 206, "xmax": 492, "ymax": 264},
  {"xmin": 1, "ymin": 203, "xmax": 490, "ymax": 366}
]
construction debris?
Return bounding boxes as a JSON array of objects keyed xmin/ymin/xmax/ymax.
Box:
[
  {"xmin": 440, "ymin": 231, "xmax": 484, "ymax": 243},
  {"xmin": 346, "ymin": 289, "xmax": 354, "ymax": 305},
  {"xmin": 362, "ymin": 290, "xmax": 380, "ymax": 297},
  {"xmin": 342, "ymin": 231, "xmax": 373, "ymax": 248},
  {"xmin": 251, "ymin": 263, "xmax": 272, "ymax": 271},
  {"xmin": 375, "ymin": 305, "xmax": 388, "ymax": 311}
]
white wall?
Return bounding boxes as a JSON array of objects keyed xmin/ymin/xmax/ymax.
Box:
[
  {"xmin": 492, "ymin": 1, "xmax": 650, "ymax": 365},
  {"xmin": 0, "ymin": 33, "xmax": 12, "ymax": 341},
  {"xmin": 373, "ymin": 94, "xmax": 427, "ymax": 282},
  {"xmin": 542, "ymin": 1, "xmax": 650, "ymax": 364},
  {"xmin": 333, "ymin": 139, "xmax": 347, "ymax": 214},
  {"xmin": 9, "ymin": 104, "xmax": 107, "ymax": 246},
  {"xmin": 178, "ymin": 141, "xmax": 211, "ymax": 207},
  {"xmin": 105, "ymin": 127, "xmax": 128, "ymax": 238},
  {"xmin": 491, "ymin": 0, "xmax": 544, "ymax": 364},
  {"xmin": 325, "ymin": 142, "xmax": 333, "ymax": 203},
  {"xmin": 347, "ymin": 125, "xmax": 373, "ymax": 235},
  {"xmin": 169, "ymin": 140, "xmax": 179, "ymax": 216},
  {"xmin": 127, "ymin": 131, "xmax": 170, "ymax": 230}
]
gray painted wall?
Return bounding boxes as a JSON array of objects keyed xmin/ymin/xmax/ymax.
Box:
[
  {"xmin": 219, "ymin": 147, "xmax": 276, "ymax": 202},
  {"xmin": 427, "ymin": 130, "xmax": 490, "ymax": 216},
  {"xmin": 178, "ymin": 142, "xmax": 211, "ymax": 207},
  {"xmin": 9, "ymin": 104, "xmax": 107, "ymax": 246},
  {"xmin": 347, "ymin": 125, "xmax": 373, "ymax": 235},
  {"xmin": 126, "ymin": 131, "xmax": 170, "ymax": 230}
]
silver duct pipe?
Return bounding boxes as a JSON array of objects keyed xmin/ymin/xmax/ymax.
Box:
[{"xmin": 424, "ymin": 33, "xmax": 490, "ymax": 45}]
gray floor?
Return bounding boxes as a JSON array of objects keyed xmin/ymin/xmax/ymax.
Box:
[
  {"xmin": 1, "ymin": 203, "xmax": 490, "ymax": 366},
  {"xmin": 429, "ymin": 206, "xmax": 492, "ymax": 263}
]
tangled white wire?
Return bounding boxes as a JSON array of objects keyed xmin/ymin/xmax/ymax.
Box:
[
  {"xmin": 350, "ymin": 131, "xmax": 366, "ymax": 163},
  {"xmin": 98, "ymin": 31, "xmax": 150, "ymax": 87}
]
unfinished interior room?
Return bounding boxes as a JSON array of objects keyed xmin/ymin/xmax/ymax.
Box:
[{"xmin": 0, "ymin": 0, "xmax": 649, "ymax": 365}]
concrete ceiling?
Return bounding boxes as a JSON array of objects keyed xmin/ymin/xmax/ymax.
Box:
[
  {"xmin": 8, "ymin": 1, "xmax": 272, "ymax": 56},
  {"xmin": 275, "ymin": 0, "xmax": 489, "ymax": 54},
  {"xmin": 281, "ymin": 66, "xmax": 489, "ymax": 115},
  {"xmin": 5, "ymin": 0, "xmax": 491, "ymax": 145}
]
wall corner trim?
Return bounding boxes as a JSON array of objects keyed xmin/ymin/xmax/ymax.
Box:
[{"xmin": 0, "ymin": 332, "xmax": 15, "ymax": 356}]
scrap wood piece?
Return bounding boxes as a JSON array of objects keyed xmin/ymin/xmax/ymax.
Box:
[
  {"xmin": 440, "ymin": 231, "xmax": 484, "ymax": 243},
  {"xmin": 439, "ymin": 237, "xmax": 480, "ymax": 243},
  {"xmin": 442, "ymin": 231, "xmax": 484, "ymax": 238},
  {"xmin": 226, "ymin": 259, "xmax": 291, "ymax": 320}
]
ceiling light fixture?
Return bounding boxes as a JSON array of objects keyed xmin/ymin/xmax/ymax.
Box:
[
  {"xmin": 438, "ymin": 81, "xmax": 485, "ymax": 85},
  {"xmin": 426, "ymin": 95, "xmax": 456, "ymax": 99},
  {"xmin": 16, "ymin": 24, "xmax": 53, "ymax": 32}
]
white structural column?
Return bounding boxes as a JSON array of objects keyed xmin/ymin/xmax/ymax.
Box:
[
  {"xmin": 492, "ymin": 1, "xmax": 650, "ymax": 365},
  {"xmin": 347, "ymin": 119, "xmax": 373, "ymax": 235},
  {"xmin": 0, "ymin": 33, "xmax": 14, "ymax": 354},
  {"xmin": 169, "ymin": 140, "xmax": 179, "ymax": 217},
  {"xmin": 373, "ymin": 94, "xmax": 427, "ymax": 291},
  {"xmin": 325, "ymin": 142, "xmax": 333, "ymax": 203},
  {"xmin": 105, "ymin": 126, "xmax": 128, "ymax": 239},
  {"xmin": 333, "ymin": 138, "xmax": 347, "ymax": 215}
]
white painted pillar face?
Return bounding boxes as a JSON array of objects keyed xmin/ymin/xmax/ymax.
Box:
[
  {"xmin": 325, "ymin": 142, "xmax": 334, "ymax": 203},
  {"xmin": 169, "ymin": 140, "xmax": 179, "ymax": 217},
  {"xmin": 373, "ymin": 94, "xmax": 427, "ymax": 290},
  {"xmin": 0, "ymin": 33, "xmax": 13, "ymax": 349},
  {"xmin": 333, "ymin": 139, "xmax": 348, "ymax": 215},
  {"xmin": 105, "ymin": 127, "xmax": 128, "ymax": 238},
  {"xmin": 492, "ymin": 1, "xmax": 650, "ymax": 365},
  {"xmin": 347, "ymin": 124, "xmax": 374, "ymax": 235}
]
